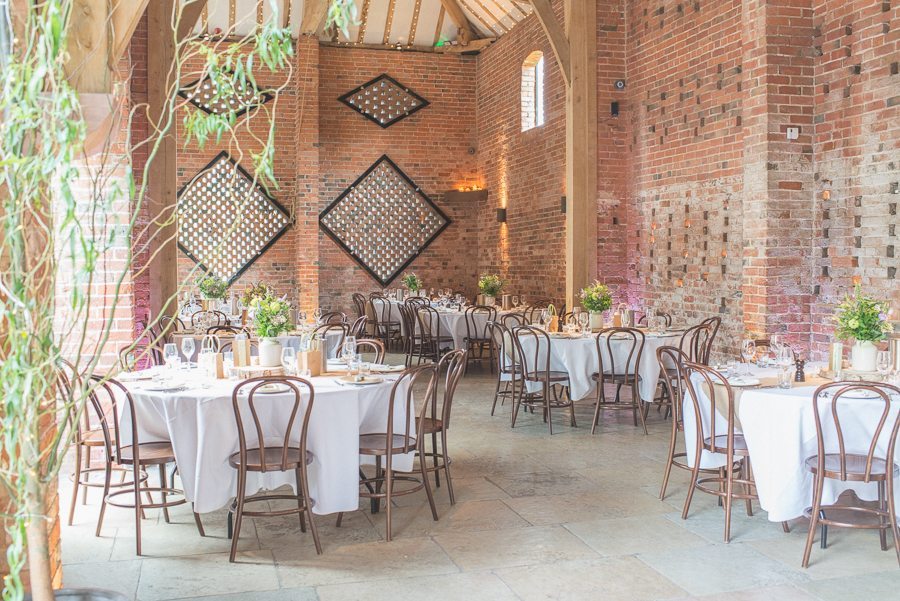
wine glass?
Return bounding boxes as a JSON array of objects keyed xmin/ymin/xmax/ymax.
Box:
[
  {"xmin": 512, "ymin": 295, "xmax": 520, "ymax": 308},
  {"xmin": 313, "ymin": 307, "xmax": 323, "ymax": 325},
  {"xmin": 877, "ymin": 350, "xmax": 891, "ymax": 380},
  {"xmin": 163, "ymin": 343, "xmax": 179, "ymax": 369},
  {"xmin": 342, "ymin": 336, "xmax": 357, "ymax": 364},
  {"xmin": 281, "ymin": 347, "xmax": 297, "ymax": 376},
  {"xmin": 578, "ymin": 312, "xmax": 590, "ymax": 336},
  {"xmin": 123, "ymin": 351, "xmax": 137, "ymax": 372},
  {"xmin": 181, "ymin": 336, "xmax": 195, "ymax": 366},
  {"xmin": 741, "ymin": 339, "xmax": 757, "ymax": 376}
]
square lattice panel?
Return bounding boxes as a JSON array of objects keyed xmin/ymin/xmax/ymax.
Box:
[
  {"xmin": 319, "ymin": 155, "xmax": 450, "ymax": 286},
  {"xmin": 177, "ymin": 152, "xmax": 291, "ymax": 283},
  {"xmin": 338, "ymin": 74, "xmax": 429, "ymax": 128},
  {"xmin": 178, "ymin": 72, "xmax": 273, "ymax": 117}
]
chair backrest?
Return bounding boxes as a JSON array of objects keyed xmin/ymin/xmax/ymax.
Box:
[
  {"xmin": 638, "ymin": 310, "xmax": 673, "ymax": 327},
  {"xmin": 157, "ymin": 315, "xmax": 185, "ymax": 344},
  {"xmin": 320, "ymin": 311, "xmax": 347, "ymax": 325},
  {"xmin": 596, "ymin": 327, "xmax": 645, "ymax": 385},
  {"xmin": 464, "ymin": 305, "xmax": 497, "ymax": 343},
  {"xmin": 232, "ymin": 376, "xmax": 315, "ymax": 473},
  {"xmin": 406, "ymin": 297, "xmax": 430, "ymax": 307},
  {"xmin": 699, "ymin": 316, "xmax": 721, "ymax": 363},
  {"xmin": 501, "ymin": 312, "xmax": 526, "ymax": 328},
  {"xmin": 511, "ymin": 324, "xmax": 553, "ymax": 380},
  {"xmin": 349, "ymin": 315, "xmax": 368, "ymax": 339},
  {"xmin": 312, "ymin": 323, "xmax": 348, "ymax": 352},
  {"xmin": 381, "ymin": 364, "xmax": 439, "ymax": 455},
  {"xmin": 431, "ymin": 349, "xmax": 467, "ymax": 430},
  {"xmin": 678, "ymin": 322, "xmax": 714, "ymax": 364},
  {"xmin": 523, "ymin": 305, "xmax": 546, "ymax": 325},
  {"xmin": 682, "ymin": 361, "xmax": 735, "ymax": 456},
  {"xmin": 207, "ymin": 325, "xmax": 247, "ymax": 336},
  {"xmin": 370, "ymin": 296, "xmax": 394, "ymax": 324},
  {"xmin": 88, "ymin": 376, "xmax": 132, "ymax": 466},
  {"xmin": 488, "ymin": 321, "xmax": 519, "ymax": 373},
  {"xmin": 339, "ymin": 338, "xmax": 385, "ymax": 363},
  {"xmin": 191, "ymin": 310, "xmax": 227, "ymax": 327},
  {"xmin": 397, "ymin": 301, "xmax": 416, "ymax": 344},
  {"xmin": 351, "ymin": 293, "xmax": 368, "ymax": 319},
  {"xmin": 656, "ymin": 346, "xmax": 690, "ymax": 426},
  {"xmin": 416, "ymin": 305, "xmax": 445, "ymax": 347},
  {"xmin": 811, "ymin": 382, "xmax": 900, "ymax": 482},
  {"xmin": 220, "ymin": 339, "xmax": 259, "ymax": 356},
  {"xmin": 119, "ymin": 341, "xmax": 162, "ymax": 372}
]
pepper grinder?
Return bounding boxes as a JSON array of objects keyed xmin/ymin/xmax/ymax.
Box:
[{"xmin": 794, "ymin": 358, "xmax": 806, "ymax": 382}]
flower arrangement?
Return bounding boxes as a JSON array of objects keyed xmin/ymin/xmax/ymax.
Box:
[
  {"xmin": 402, "ymin": 273, "xmax": 422, "ymax": 292},
  {"xmin": 580, "ymin": 281, "xmax": 613, "ymax": 313},
  {"xmin": 253, "ymin": 292, "xmax": 293, "ymax": 338},
  {"xmin": 478, "ymin": 274, "xmax": 503, "ymax": 297},
  {"xmin": 240, "ymin": 281, "xmax": 271, "ymax": 306},
  {"xmin": 834, "ymin": 284, "xmax": 893, "ymax": 342},
  {"xmin": 196, "ymin": 273, "xmax": 228, "ymax": 299}
]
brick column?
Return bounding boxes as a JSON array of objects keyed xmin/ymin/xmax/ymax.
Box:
[{"xmin": 741, "ymin": 0, "xmax": 816, "ymax": 345}]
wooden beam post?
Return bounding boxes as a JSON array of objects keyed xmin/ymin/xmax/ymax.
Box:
[
  {"xmin": 530, "ymin": 0, "xmax": 570, "ymax": 85},
  {"xmin": 439, "ymin": 0, "xmax": 478, "ymax": 43},
  {"xmin": 146, "ymin": 0, "xmax": 179, "ymax": 322},
  {"xmin": 563, "ymin": 0, "xmax": 597, "ymax": 309},
  {"xmin": 176, "ymin": 0, "xmax": 208, "ymax": 42},
  {"xmin": 301, "ymin": 0, "xmax": 329, "ymax": 35}
]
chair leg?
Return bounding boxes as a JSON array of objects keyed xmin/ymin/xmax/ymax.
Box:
[
  {"xmin": 384, "ymin": 467, "xmax": 394, "ymax": 542},
  {"xmin": 440, "ymin": 429, "xmax": 455, "ymax": 505},
  {"xmin": 95, "ymin": 461, "xmax": 112, "ymax": 537},
  {"xmin": 82, "ymin": 447, "xmax": 91, "ymax": 504},
  {"xmin": 159, "ymin": 464, "xmax": 170, "ymax": 523},
  {"xmin": 659, "ymin": 424, "xmax": 677, "ymax": 500},
  {"xmin": 802, "ymin": 471, "xmax": 824, "ymax": 568},
  {"xmin": 192, "ymin": 505, "xmax": 205, "ymax": 537},
  {"xmin": 724, "ymin": 458, "xmax": 734, "ymax": 543},
  {"xmin": 887, "ymin": 473, "xmax": 900, "ymax": 566},
  {"xmin": 68, "ymin": 444, "xmax": 83, "ymax": 526},
  {"xmin": 545, "ymin": 383, "xmax": 553, "ymax": 435},
  {"xmin": 297, "ymin": 467, "xmax": 322, "ymax": 554},
  {"xmin": 634, "ymin": 387, "xmax": 648, "ymax": 435},
  {"xmin": 133, "ymin": 464, "xmax": 143, "ymax": 556},
  {"xmin": 590, "ymin": 387, "xmax": 603, "ymax": 435},
  {"xmin": 419, "ymin": 450, "xmax": 439, "ymax": 522},
  {"xmin": 491, "ymin": 377, "xmax": 502, "ymax": 416},
  {"xmin": 681, "ymin": 453, "xmax": 702, "ymax": 520},
  {"xmin": 878, "ymin": 480, "xmax": 888, "ymax": 551},
  {"xmin": 230, "ymin": 469, "xmax": 246, "ymax": 562},
  {"xmin": 431, "ymin": 432, "xmax": 440, "ymax": 488},
  {"xmin": 742, "ymin": 461, "xmax": 753, "ymax": 517}
]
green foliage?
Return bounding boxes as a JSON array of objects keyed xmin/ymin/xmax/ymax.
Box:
[
  {"xmin": 478, "ymin": 274, "xmax": 503, "ymax": 297},
  {"xmin": 402, "ymin": 273, "xmax": 422, "ymax": 292},
  {"xmin": 580, "ymin": 282, "xmax": 613, "ymax": 313},
  {"xmin": 196, "ymin": 273, "xmax": 228, "ymax": 299},
  {"xmin": 240, "ymin": 281, "xmax": 271, "ymax": 306},
  {"xmin": 325, "ymin": 0, "xmax": 360, "ymax": 40},
  {"xmin": 833, "ymin": 285, "xmax": 893, "ymax": 342},
  {"xmin": 253, "ymin": 293, "xmax": 292, "ymax": 338}
]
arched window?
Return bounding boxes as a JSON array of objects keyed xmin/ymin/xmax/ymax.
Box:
[{"xmin": 521, "ymin": 51, "xmax": 545, "ymax": 131}]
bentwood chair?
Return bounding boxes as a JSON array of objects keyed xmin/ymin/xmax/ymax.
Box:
[
  {"xmin": 417, "ymin": 350, "xmax": 467, "ymax": 503},
  {"xmin": 92, "ymin": 376, "xmax": 205, "ymax": 554},
  {"xmin": 337, "ymin": 338, "xmax": 386, "ymax": 363},
  {"xmin": 487, "ymin": 321, "xmax": 523, "ymax": 416},
  {"xmin": 338, "ymin": 364, "xmax": 441, "ymax": 541},
  {"xmin": 398, "ymin": 302, "xmax": 422, "ymax": 366},
  {"xmin": 511, "ymin": 325, "xmax": 575, "ymax": 434},
  {"xmin": 463, "ymin": 305, "xmax": 497, "ymax": 373},
  {"xmin": 699, "ymin": 316, "xmax": 721, "ymax": 363},
  {"xmin": 349, "ymin": 315, "xmax": 368, "ymax": 339},
  {"xmin": 191, "ymin": 310, "xmax": 228, "ymax": 327},
  {"xmin": 158, "ymin": 315, "xmax": 185, "ymax": 344},
  {"xmin": 416, "ymin": 306, "xmax": 455, "ymax": 364},
  {"xmin": 228, "ymin": 376, "xmax": 321, "ymax": 561},
  {"xmin": 370, "ymin": 296, "xmax": 401, "ymax": 349},
  {"xmin": 118, "ymin": 341, "xmax": 163, "ymax": 372},
  {"xmin": 319, "ymin": 311, "xmax": 347, "ymax": 325},
  {"xmin": 207, "ymin": 325, "xmax": 249, "ymax": 336},
  {"xmin": 351, "ymin": 293, "xmax": 368, "ymax": 319},
  {"xmin": 654, "ymin": 322, "xmax": 715, "ymax": 418},
  {"xmin": 638, "ymin": 310, "xmax": 673, "ymax": 327},
  {"xmin": 501, "ymin": 312, "xmax": 526, "ymax": 328},
  {"xmin": 591, "ymin": 327, "xmax": 647, "ymax": 435},
  {"xmin": 312, "ymin": 322, "xmax": 349, "ymax": 357},
  {"xmin": 802, "ymin": 382, "xmax": 900, "ymax": 567}
]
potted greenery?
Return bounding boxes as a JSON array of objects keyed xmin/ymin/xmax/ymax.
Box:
[
  {"xmin": 477, "ymin": 274, "xmax": 503, "ymax": 306},
  {"xmin": 239, "ymin": 282, "xmax": 271, "ymax": 326},
  {"xmin": 402, "ymin": 273, "xmax": 423, "ymax": 297},
  {"xmin": 580, "ymin": 282, "xmax": 613, "ymax": 331},
  {"xmin": 834, "ymin": 284, "xmax": 893, "ymax": 372},
  {"xmin": 196, "ymin": 273, "xmax": 228, "ymax": 310},
  {"xmin": 253, "ymin": 293, "xmax": 293, "ymax": 367}
]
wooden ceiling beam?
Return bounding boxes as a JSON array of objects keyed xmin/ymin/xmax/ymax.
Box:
[
  {"xmin": 529, "ymin": 0, "xmax": 570, "ymax": 85},
  {"xmin": 109, "ymin": 0, "xmax": 151, "ymax": 67},
  {"xmin": 439, "ymin": 0, "xmax": 479, "ymax": 43},
  {"xmin": 301, "ymin": 0, "xmax": 329, "ymax": 35}
]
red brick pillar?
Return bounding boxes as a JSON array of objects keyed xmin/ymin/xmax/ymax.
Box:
[{"xmin": 741, "ymin": 0, "xmax": 816, "ymax": 346}]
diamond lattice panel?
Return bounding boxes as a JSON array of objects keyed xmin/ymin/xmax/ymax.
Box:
[
  {"xmin": 177, "ymin": 152, "xmax": 291, "ymax": 283},
  {"xmin": 319, "ymin": 156, "xmax": 450, "ymax": 286},
  {"xmin": 178, "ymin": 72, "xmax": 273, "ymax": 117},
  {"xmin": 338, "ymin": 74, "xmax": 429, "ymax": 128}
]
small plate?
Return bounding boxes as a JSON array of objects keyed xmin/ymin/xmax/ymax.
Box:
[
  {"xmin": 118, "ymin": 371, "xmax": 154, "ymax": 382},
  {"xmin": 142, "ymin": 383, "xmax": 186, "ymax": 393},
  {"xmin": 727, "ymin": 377, "xmax": 761, "ymax": 387},
  {"xmin": 370, "ymin": 364, "xmax": 406, "ymax": 373},
  {"xmin": 337, "ymin": 375, "xmax": 384, "ymax": 386},
  {"xmin": 835, "ymin": 389, "xmax": 882, "ymax": 400},
  {"xmin": 255, "ymin": 383, "xmax": 291, "ymax": 394}
]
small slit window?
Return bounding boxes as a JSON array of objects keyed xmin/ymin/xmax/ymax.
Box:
[{"xmin": 521, "ymin": 51, "xmax": 545, "ymax": 131}]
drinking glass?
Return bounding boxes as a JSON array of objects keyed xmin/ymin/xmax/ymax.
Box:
[
  {"xmin": 877, "ymin": 350, "xmax": 891, "ymax": 380},
  {"xmin": 741, "ymin": 339, "xmax": 756, "ymax": 376},
  {"xmin": 123, "ymin": 351, "xmax": 137, "ymax": 372},
  {"xmin": 512, "ymin": 295, "xmax": 520, "ymax": 307},
  {"xmin": 181, "ymin": 336, "xmax": 195, "ymax": 365},
  {"xmin": 342, "ymin": 336, "xmax": 357, "ymax": 363},
  {"xmin": 281, "ymin": 346, "xmax": 297, "ymax": 376},
  {"xmin": 313, "ymin": 307, "xmax": 323, "ymax": 325},
  {"xmin": 163, "ymin": 343, "xmax": 179, "ymax": 369},
  {"xmin": 777, "ymin": 347, "xmax": 793, "ymax": 388},
  {"xmin": 223, "ymin": 351, "xmax": 235, "ymax": 379},
  {"xmin": 578, "ymin": 312, "xmax": 590, "ymax": 336}
]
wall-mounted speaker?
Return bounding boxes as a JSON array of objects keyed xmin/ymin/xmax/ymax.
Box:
[{"xmin": 611, "ymin": 102, "xmax": 620, "ymax": 116}]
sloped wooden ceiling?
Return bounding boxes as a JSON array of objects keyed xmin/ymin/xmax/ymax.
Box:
[{"xmin": 192, "ymin": 0, "xmax": 533, "ymax": 48}]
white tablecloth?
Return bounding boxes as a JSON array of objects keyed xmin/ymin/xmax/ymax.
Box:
[
  {"xmin": 517, "ymin": 332, "xmax": 680, "ymax": 401},
  {"xmin": 381, "ymin": 300, "xmax": 509, "ymax": 350},
  {"xmin": 172, "ymin": 331, "xmax": 342, "ymax": 362},
  {"xmin": 682, "ymin": 368, "xmax": 900, "ymax": 521},
  {"xmin": 120, "ymin": 369, "xmax": 412, "ymax": 515}
]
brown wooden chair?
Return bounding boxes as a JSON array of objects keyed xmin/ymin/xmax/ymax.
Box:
[
  {"xmin": 417, "ymin": 349, "xmax": 467, "ymax": 503},
  {"xmin": 349, "ymin": 315, "xmax": 368, "ymax": 339},
  {"xmin": 681, "ymin": 362, "xmax": 757, "ymax": 543},
  {"xmin": 416, "ymin": 305, "xmax": 455, "ymax": 364},
  {"xmin": 118, "ymin": 341, "xmax": 163, "ymax": 372},
  {"xmin": 219, "ymin": 339, "xmax": 259, "ymax": 356},
  {"xmin": 338, "ymin": 364, "xmax": 441, "ymax": 541},
  {"xmin": 487, "ymin": 321, "xmax": 523, "ymax": 416},
  {"xmin": 463, "ymin": 305, "xmax": 497, "ymax": 373},
  {"xmin": 93, "ymin": 376, "xmax": 204, "ymax": 554},
  {"xmin": 511, "ymin": 325, "xmax": 575, "ymax": 434},
  {"xmin": 699, "ymin": 316, "xmax": 721, "ymax": 363},
  {"xmin": 228, "ymin": 376, "xmax": 321, "ymax": 561},
  {"xmin": 191, "ymin": 310, "xmax": 228, "ymax": 327},
  {"xmin": 638, "ymin": 310, "xmax": 673, "ymax": 327},
  {"xmin": 591, "ymin": 327, "xmax": 647, "ymax": 435},
  {"xmin": 802, "ymin": 382, "xmax": 900, "ymax": 567},
  {"xmin": 398, "ymin": 301, "xmax": 423, "ymax": 366},
  {"xmin": 337, "ymin": 338, "xmax": 385, "ymax": 363},
  {"xmin": 312, "ymin": 322, "xmax": 349, "ymax": 357},
  {"xmin": 207, "ymin": 325, "xmax": 249, "ymax": 336},
  {"xmin": 370, "ymin": 296, "xmax": 401, "ymax": 349},
  {"xmin": 319, "ymin": 311, "xmax": 347, "ymax": 325},
  {"xmin": 654, "ymin": 321, "xmax": 715, "ymax": 418},
  {"xmin": 501, "ymin": 312, "xmax": 526, "ymax": 328},
  {"xmin": 351, "ymin": 293, "xmax": 368, "ymax": 319}
]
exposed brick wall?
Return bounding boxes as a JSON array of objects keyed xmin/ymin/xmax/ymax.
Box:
[
  {"xmin": 475, "ymin": 1, "xmax": 568, "ymax": 306},
  {"xmin": 811, "ymin": 0, "xmax": 900, "ymax": 353},
  {"xmin": 317, "ymin": 46, "xmax": 480, "ymax": 313}
]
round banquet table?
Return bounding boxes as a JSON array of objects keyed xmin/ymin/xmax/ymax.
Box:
[
  {"xmin": 517, "ymin": 330, "xmax": 681, "ymax": 401},
  {"xmin": 682, "ymin": 366, "xmax": 900, "ymax": 521},
  {"xmin": 171, "ymin": 330, "xmax": 343, "ymax": 362},
  {"xmin": 376, "ymin": 300, "xmax": 516, "ymax": 350},
  {"xmin": 118, "ymin": 367, "xmax": 412, "ymax": 515}
]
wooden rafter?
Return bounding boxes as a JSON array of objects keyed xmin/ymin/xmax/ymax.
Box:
[
  {"xmin": 439, "ymin": 0, "xmax": 479, "ymax": 43},
  {"xmin": 503, "ymin": 0, "xmax": 529, "ymax": 20},
  {"xmin": 530, "ymin": 0, "xmax": 570, "ymax": 85},
  {"xmin": 176, "ymin": 0, "xmax": 208, "ymax": 42},
  {"xmin": 433, "ymin": 5, "xmax": 446, "ymax": 46},
  {"xmin": 458, "ymin": 0, "xmax": 499, "ymax": 37},
  {"xmin": 357, "ymin": 0, "xmax": 372, "ymax": 43},
  {"xmin": 407, "ymin": 0, "xmax": 423, "ymax": 46},
  {"xmin": 471, "ymin": 0, "xmax": 509, "ymax": 34},
  {"xmin": 110, "ymin": 0, "xmax": 151, "ymax": 69},
  {"xmin": 383, "ymin": 0, "xmax": 397, "ymax": 45},
  {"xmin": 300, "ymin": 0, "xmax": 328, "ymax": 35}
]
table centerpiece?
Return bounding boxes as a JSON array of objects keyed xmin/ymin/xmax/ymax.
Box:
[
  {"xmin": 402, "ymin": 273, "xmax": 423, "ymax": 297},
  {"xmin": 253, "ymin": 292, "xmax": 293, "ymax": 367},
  {"xmin": 196, "ymin": 272, "xmax": 227, "ymax": 310},
  {"xmin": 580, "ymin": 281, "xmax": 613, "ymax": 330},
  {"xmin": 478, "ymin": 274, "xmax": 503, "ymax": 307},
  {"xmin": 834, "ymin": 283, "xmax": 893, "ymax": 372}
]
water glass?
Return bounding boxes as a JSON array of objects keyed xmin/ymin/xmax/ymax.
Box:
[
  {"xmin": 778, "ymin": 365, "xmax": 792, "ymax": 389},
  {"xmin": 181, "ymin": 336, "xmax": 195, "ymax": 365},
  {"xmin": 877, "ymin": 350, "xmax": 891, "ymax": 380},
  {"xmin": 163, "ymin": 343, "xmax": 179, "ymax": 369},
  {"xmin": 223, "ymin": 351, "xmax": 235, "ymax": 379},
  {"xmin": 343, "ymin": 336, "xmax": 357, "ymax": 362},
  {"xmin": 741, "ymin": 339, "xmax": 756, "ymax": 376},
  {"xmin": 281, "ymin": 346, "xmax": 297, "ymax": 376}
]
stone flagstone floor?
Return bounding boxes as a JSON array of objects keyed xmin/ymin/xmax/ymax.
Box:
[{"xmin": 61, "ymin": 361, "xmax": 900, "ymax": 600}]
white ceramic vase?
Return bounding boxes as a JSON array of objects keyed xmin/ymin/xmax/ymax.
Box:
[
  {"xmin": 259, "ymin": 337, "xmax": 283, "ymax": 368},
  {"xmin": 850, "ymin": 340, "xmax": 877, "ymax": 372},
  {"xmin": 589, "ymin": 312, "xmax": 604, "ymax": 331}
]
